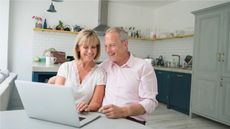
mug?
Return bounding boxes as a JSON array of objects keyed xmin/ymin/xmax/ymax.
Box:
[{"xmin": 46, "ymin": 56, "xmax": 57, "ymax": 65}]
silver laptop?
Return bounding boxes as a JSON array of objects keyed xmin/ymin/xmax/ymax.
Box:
[{"xmin": 15, "ymin": 80, "xmax": 101, "ymax": 127}]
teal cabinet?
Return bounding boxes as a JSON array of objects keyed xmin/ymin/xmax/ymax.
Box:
[
  {"xmin": 32, "ymin": 72, "xmax": 57, "ymax": 83},
  {"xmin": 169, "ymin": 72, "xmax": 191, "ymax": 115},
  {"xmin": 155, "ymin": 70, "xmax": 170, "ymax": 105},
  {"xmin": 155, "ymin": 69, "xmax": 191, "ymax": 115}
]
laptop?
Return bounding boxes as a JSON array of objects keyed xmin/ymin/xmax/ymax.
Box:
[{"xmin": 15, "ymin": 80, "xmax": 101, "ymax": 127}]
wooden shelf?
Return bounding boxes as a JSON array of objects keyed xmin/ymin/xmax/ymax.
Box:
[
  {"xmin": 129, "ymin": 34, "xmax": 194, "ymax": 41},
  {"xmin": 33, "ymin": 28, "xmax": 78, "ymax": 35},
  {"xmin": 33, "ymin": 28, "xmax": 193, "ymax": 41}
]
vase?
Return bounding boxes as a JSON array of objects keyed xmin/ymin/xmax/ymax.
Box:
[{"xmin": 35, "ymin": 22, "xmax": 38, "ymax": 28}]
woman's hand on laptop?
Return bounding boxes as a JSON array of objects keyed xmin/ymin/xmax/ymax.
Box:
[{"xmin": 76, "ymin": 102, "xmax": 90, "ymax": 112}]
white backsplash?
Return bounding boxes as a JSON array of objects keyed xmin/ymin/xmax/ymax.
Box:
[
  {"xmin": 152, "ymin": 37, "xmax": 193, "ymax": 64},
  {"xmin": 33, "ymin": 31, "xmax": 76, "ymax": 57},
  {"xmin": 32, "ymin": 32, "xmax": 193, "ymax": 64}
]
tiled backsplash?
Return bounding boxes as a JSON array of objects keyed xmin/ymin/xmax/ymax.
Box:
[
  {"xmin": 33, "ymin": 32, "xmax": 76, "ymax": 57},
  {"xmin": 32, "ymin": 31, "xmax": 193, "ymax": 64},
  {"xmin": 152, "ymin": 37, "xmax": 193, "ymax": 64}
]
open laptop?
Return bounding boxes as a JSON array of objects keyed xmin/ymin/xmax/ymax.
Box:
[{"xmin": 15, "ymin": 80, "xmax": 101, "ymax": 127}]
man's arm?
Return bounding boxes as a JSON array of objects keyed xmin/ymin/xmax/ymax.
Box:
[{"xmin": 100, "ymin": 103, "xmax": 145, "ymax": 118}]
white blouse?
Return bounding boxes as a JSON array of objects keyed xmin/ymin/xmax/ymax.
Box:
[{"xmin": 57, "ymin": 61, "xmax": 106, "ymax": 104}]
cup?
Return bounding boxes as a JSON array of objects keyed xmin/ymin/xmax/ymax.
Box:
[
  {"xmin": 145, "ymin": 59, "xmax": 152, "ymax": 64},
  {"xmin": 46, "ymin": 56, "xmax": 56, "ymax": 65},
  {"xmin": 39, "ymin": 56, "xmax": 46, "ymax": 63}
]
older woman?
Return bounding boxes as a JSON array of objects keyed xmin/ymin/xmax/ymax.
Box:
[{"xmin": 54, "ymin": 29, "xmax": 105, "ymax": 112}]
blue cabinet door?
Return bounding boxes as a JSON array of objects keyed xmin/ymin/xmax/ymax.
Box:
[
  {"xmin": 169, "ymin": 72, "xmax": 191, "ymax": 115},
  {"xmin": 155, "ymin": 70, "xmax": 170, "ymax": 106},
  {"xmin": 32, "ymin": 72, "xmax": 57, "ymax": 83}
]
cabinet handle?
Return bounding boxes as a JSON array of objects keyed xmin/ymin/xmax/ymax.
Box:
[
  {"xmin": 177, "ymin": 74, "xmax": 183, "ymax": 78},
  {"xmin": 220, "ymin": 78, "xmax": 223, "ymax": 87},
  {"xmin": 217, "ymin": 53, "xmax": 221, "ymax": 62},
  {"xmin": 221, "ymin": 53, "xmax": 224, "ymax": 62}
]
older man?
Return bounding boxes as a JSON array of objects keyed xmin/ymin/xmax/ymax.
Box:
[{"xmin": 99, "ymin": 27, "xmax": 158, "ymax": 125}]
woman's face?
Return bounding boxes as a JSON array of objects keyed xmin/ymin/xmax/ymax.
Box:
[{"xmin": 78, "ymin": 43, "xmax": 97, "ymax": 62}]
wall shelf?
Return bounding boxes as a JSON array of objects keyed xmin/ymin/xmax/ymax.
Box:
[
  {"xmin": 33, "ymin": 28, "xmax": 78, "ymax": 35},
  {"xmin": 33, "ymin": 28, "xmax": 193, "ymax": 41},
  {"xmin": 129, "ymin": 34, "xmax": 194, "ymax": 41}
]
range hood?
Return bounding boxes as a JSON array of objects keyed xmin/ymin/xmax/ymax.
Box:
[{"xmin": 93, "ymin": 0, "xmax": 109, "ymax": 36}]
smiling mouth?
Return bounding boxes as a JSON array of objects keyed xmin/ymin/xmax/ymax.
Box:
[{"xmin": 108, "ymin": 53, "xmax": 115, "ymax": 57}]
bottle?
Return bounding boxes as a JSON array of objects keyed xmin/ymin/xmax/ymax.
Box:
[{"xmin": 43, "ymin": 19, "xmax": 47, "ymax": 29}]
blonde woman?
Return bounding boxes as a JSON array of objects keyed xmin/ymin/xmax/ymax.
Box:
[{"xmin": 54, "ymin": 29, "xmax": 105, "ymax": 112}]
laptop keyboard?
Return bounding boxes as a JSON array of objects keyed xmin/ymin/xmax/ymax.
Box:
[{"xmin": 79, "ymin": 117, "xmax": 85, "ymax": 121}]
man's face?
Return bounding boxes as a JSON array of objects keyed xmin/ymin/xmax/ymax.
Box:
[{"xmin": 104, "ymin": 32, "xmax": 127, "ymax": 64}]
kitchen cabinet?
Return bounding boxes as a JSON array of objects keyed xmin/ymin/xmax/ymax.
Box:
[
  {"xmin": 170, "ymin": 72, "xmax": 191, "ymax": 115},
  {"xmin": 32, "ymin": 72, "xmax": 57, "ymax": 83},
  {"xmin": 155, "ymin": 70, "xmax": 170, "ymax": 105},
  {"xmin": 155, "ymin": 69, "xmax": 191, "ymax": 115},
  {"xmin": 191, "ymin": 2, "xmax": 230, "ymax": 126}
]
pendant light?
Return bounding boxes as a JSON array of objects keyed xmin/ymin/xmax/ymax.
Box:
[{"xmin": 47, "ymin": 2, "xmax": 56, "ymax": 12}]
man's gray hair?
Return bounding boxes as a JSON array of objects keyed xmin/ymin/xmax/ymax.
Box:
[{"xmin": 105, "ymin": 27, "xmax": 128, "ymax": 41}]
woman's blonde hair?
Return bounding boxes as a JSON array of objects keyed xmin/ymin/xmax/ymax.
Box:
[{"xmin": 73, "ymin": 29, "xmax": 100, "ymax": 60}]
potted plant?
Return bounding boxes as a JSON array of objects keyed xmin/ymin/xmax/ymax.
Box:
[
  {"xmin": 56, "ymin": 20, "xmax": 64, "ymax": 30},
  {"xmin": 32, "ymin": 16, "xmax": 42, "ymax": 28}
]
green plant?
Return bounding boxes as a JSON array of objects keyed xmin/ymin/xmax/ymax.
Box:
[{"xmin": 56, "ymin": 20, "xmax": 64, "ymax": 30}]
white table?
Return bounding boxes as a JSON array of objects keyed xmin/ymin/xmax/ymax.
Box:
[{"xmin": 0, "ymin": 110, "xmax": 151, "ymax": 129}]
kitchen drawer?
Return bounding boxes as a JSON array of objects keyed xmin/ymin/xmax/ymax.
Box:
[{"xmin": 32, "ymin": 72, "xmax": 57, "ymax": 83}]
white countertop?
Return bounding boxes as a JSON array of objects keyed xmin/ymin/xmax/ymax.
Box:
[
  {"xmin": 32, "ymin": 62, "xmax": 192, "ymax": 74},
  {"xmin": 0, "ymin": 110, "xmax": 151, "ymax": 129},
  {"xmin": 154, "ymin": 66, "xmax": 192, "ymax": 74},
  {"xmin": 32, "ymin": 62, "xmax": 61, "ymax": 72}
]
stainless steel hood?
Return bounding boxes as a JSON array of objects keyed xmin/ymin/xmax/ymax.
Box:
[{"xmin": 93, "ymin": 0, "xmax": 109, "ymax": 36}]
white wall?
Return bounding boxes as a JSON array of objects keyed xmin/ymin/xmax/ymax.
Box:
[
  {"xmin": 9, "ymin": 0, "xmax": 99, "ymax": 81},
  {"xmin": 107, "ymin": 2, "xmax": 155, "ymax": 31},
  {"xmin": 0, "ymin": 0, "xmax": 10, "ymax": 70},
  {"xmin": 154, "ymin": 0, "xmax": 230, "ymax": 33}
]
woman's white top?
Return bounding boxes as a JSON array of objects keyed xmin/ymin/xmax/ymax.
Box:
[{"xmin": 57, "ymin": 61, "xmax": 106, "ymax": 104}]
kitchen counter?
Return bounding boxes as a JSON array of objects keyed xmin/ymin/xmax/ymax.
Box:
[
  {"xmin": 153, "ymin": 66, "xmax": 192, "ymax": 74},
  {"xmin": 33, "ymin": 62, "xmax": 192, "ymax": 74},
  {"xmin": 32, "ymin": 62, "xmax": 61, "ymax": 72}
]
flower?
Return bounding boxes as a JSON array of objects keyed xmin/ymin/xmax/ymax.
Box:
[
  {"xmin": 32, "ymin": 16, "xmax": 42, "ymax": 22},
  {"xmin": 32, "ymin": 16, "xmax": 43, "ymax": 28}
]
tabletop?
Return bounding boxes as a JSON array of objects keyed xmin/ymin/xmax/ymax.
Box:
[{"xmin": 0, "ymin": 110, "xmax": 151, "ymax": 129}]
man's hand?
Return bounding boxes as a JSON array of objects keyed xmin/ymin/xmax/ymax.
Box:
[
  {"xmin": 99, "ymin": 103, "xmax": 146, "ymax": 118},
  {"xmin": 99, "ymin": 104, "xmax": 127, "ymax": 118}
]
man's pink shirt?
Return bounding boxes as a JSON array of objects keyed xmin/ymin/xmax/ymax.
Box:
[{"xmin": 100, "ymin": 55, "xmax": 158, "ymax": 121}]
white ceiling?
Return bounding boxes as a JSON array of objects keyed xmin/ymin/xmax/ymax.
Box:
[{"xmin": 108, "ymin": 0, "xmax": 179, "ymax": 9}]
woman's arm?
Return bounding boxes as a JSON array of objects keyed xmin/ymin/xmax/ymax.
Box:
[
  {"xmin": 77, "ymin": 85, "xmax": 105, "ymax": 112},
  {"xmin": 87, "ymin": 85, "xmax": 105, "ymax": 111},
  {"xmin": 54, "ymin": 76, "xmax": 65, "ymax": 85},
  {"xmin": 47, "ymin": 76, "xmax": 57, "ymax": 84}
]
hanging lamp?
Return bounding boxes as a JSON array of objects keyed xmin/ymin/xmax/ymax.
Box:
[{"xmin": 47, "ymin": 2, "xmax": 56, "ymax": 12}]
